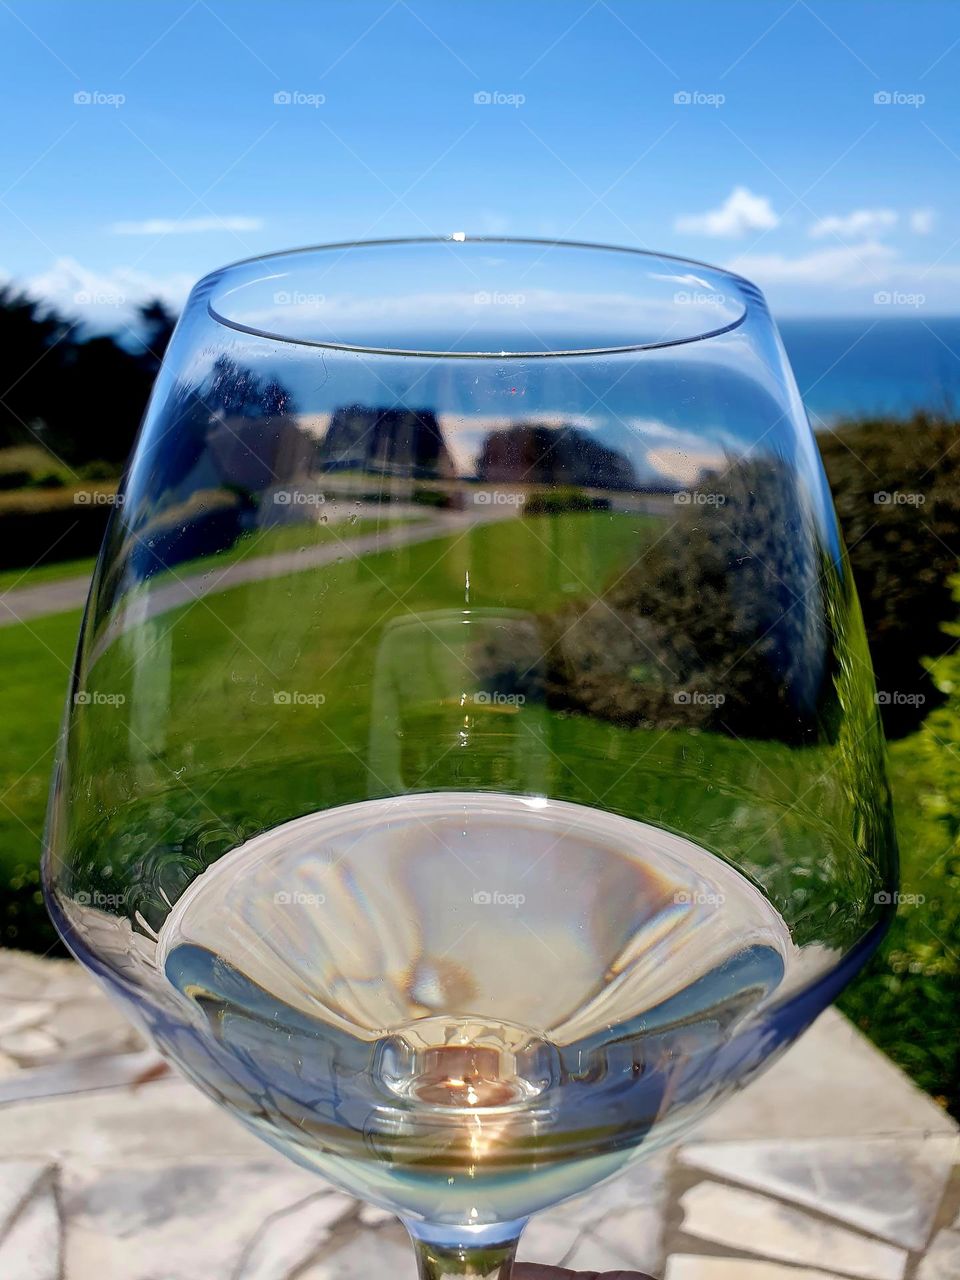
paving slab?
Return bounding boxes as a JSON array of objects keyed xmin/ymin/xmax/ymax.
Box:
[
  {"xmin": 678, "ymin": 1135, "xmax": 958, "ymax": 1248},
  {"xmin": 665, "ymin": 1260, "xmax": 849, "ymax": 1280},
  {"xmin": 677, "ymin": 1181, "xmax": 908, "ymax": 1280},
  {"xmin": 917, "ymin": 1229, "xmax": 960, "ymax": 1279},
  {"xmin": 0, "ymin": 948, "xmax": 955, "ymax": 1277}
]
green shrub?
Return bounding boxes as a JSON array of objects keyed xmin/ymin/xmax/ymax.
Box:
[
  {"xmin": 0, "ymin": 483, "xmax": 118, "ymax": 570},
  {"xmin": 818, "ymin": 413, "xmax": 960, "ymax": 736},
  {"xmin": 78, "ymin": 459, "xmax": 120, "ymax": 482},
  {"xmin": 411, "ymin": 487, "xmax": 453, "ymax": 509},
  {"xmin": 840, "ymin": 576, "xmax": 960, "ymax": 1111},
  {"xmin": 0, "ymin": 443, "xmax": 71, "ymax": 490},
  {"xmin": 523, "ymin": 486, "xmax": 594, "ymax": 515}
]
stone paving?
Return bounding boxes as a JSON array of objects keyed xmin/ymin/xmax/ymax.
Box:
[{"xmin": 0, "ymin": 947, "xmax": 956, "ymax": 1279}]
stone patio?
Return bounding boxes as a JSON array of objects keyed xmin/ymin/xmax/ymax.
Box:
[{"xmin": 0, "ymin": 947, "xmax": 956, "ymax": 1279}]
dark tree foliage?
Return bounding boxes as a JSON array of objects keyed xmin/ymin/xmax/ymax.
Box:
[
  {"xmin": 818, "ymin": 413, "xmax": 960, "ymax": 736},
  {"xmin": 0, "ymin": 290, "xmax": 179, "ymax": 464},
  {"xmin": 0, "ymin": 285, "xmax": 75, "ymax": 448},
  {"xmin": 137, "ymin": 297, "xmax": 177, "ymax": 373}
]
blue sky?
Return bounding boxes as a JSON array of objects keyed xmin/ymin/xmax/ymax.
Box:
[{"xmin": 0, "ymin": 0, "xmax": 958, "ymax": 328}]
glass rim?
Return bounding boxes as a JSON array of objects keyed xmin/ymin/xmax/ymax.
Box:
[{"xmin": 200, "ymin": 235, "xmax": 757, "ymax": 359}]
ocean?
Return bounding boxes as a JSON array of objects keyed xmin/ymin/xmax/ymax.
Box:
[{"xmin": 778, "ymin": 317, "xmax": 960, "ymax": 424}]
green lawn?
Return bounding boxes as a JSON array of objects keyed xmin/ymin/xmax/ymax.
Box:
[
  {"xmin": 2, "ymin": 508, "xmax": 951, "ymax": 1111},
  {"xmin": 0, "ymin": 515, "xmax": 408, "ymax": 597},
  {"xmin": 0, "ymin": 557, "xmax": 98, "ymax": 594},
  {"xmin": 51, "ymin": 510, "xmax": 876, "ymax": 959}
]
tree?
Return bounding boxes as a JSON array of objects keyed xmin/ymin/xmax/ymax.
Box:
[
  {"xmin": 136, "ymin": 297, "xmax": 178, "ymax": 374},
  {"xmin": 0, "ymin": 285, "xmax": 75, "ymax": 449}
]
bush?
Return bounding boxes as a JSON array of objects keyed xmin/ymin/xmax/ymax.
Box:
[
  {"xmin": 523, "ymin": 486, "xmax": 595, "ymax": 515},
  {"xmin": 840, "ymin": 576, "xmax": 960, "ymax": 1112},
  {"xmin": 818, "ymin": 413, "xmax": 960, "ymax": 735},
  {"xmin": 78, "ymin": 459, "xmax": 120, "ymax": 481},
  {"xmin": 0, "ymin": 443, "xmax": 71, "ymax": 489},
  {"xmin": 0, "ymin": 483, "xmax": 118, "ymax": 570},
  {"xmin": 411, "ymin": 487, "xmax": 453, "ymax": 509},
  {"xmin": 27, "ymin": 471, "xmax": 66, "ymax": 489},
  {"xmin": 536, "ymin": 456, "xmax": 845, "ymax": 743}
]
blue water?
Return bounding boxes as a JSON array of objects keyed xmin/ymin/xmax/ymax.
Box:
[{"xmin": 779, "ymin": 317, "xmax": 960, "ymax": 423}]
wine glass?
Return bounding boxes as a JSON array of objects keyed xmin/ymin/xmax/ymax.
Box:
[{"xmin": 43, "ymin": 238, "xmax": 897, "ymax": 1279}]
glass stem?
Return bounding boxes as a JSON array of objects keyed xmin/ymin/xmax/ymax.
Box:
[{"xmin": 406, "ymin": 1224, "xmax": 522, "ymax": 1279}]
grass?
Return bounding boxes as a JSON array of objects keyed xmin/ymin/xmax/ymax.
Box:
[
  {"xmin": 52, "ymin": 511, "xmax": 876, "ymax": 960},
  {"xmin": 0, "ymin": 508, "xmax": 941, "ymax": 1109},
  {"xmin": 1, "ymin": 513, "xmax": 646, "ymax": 892},
  {"xmin": 0, "ymin": 557, "xmax": 98, "ymax": 594},
  {"xmin": 0, "ymin": 514, "xmax": 417, "ymax": 596},
  {"xmin": 0, "ymin": 607, "xmax": 79, "ymax": 947}
]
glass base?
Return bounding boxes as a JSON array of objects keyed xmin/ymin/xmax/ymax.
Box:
[{"xmin": 405, "ymin": 1220, "xmax": 524, "ymax": 1279}]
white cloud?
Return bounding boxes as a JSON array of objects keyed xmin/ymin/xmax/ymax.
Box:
[
  {"xmin": 675, "ymin": 187, "xmax": 779, "ymax": 238},
  {"xmin": 808, "ymin": 209, "xmax": 897, "ymax": 239},
  {"xmin": 110, "ymin": 215, "xmax": 263, "ymax": 236},
  {"xmin": 909, "ymin": 208, "xmax": 936, "ymax": 235},
  {"xmin": 729, "ymin": 241, "xmax": 897, "ymax": 286},
  {"xmin": 2, "ymin": 257, "xmax": 193, "ymax": 332},
  {"xmin": 728, "ymin": 241, "xmax": 960, "ymax": 312}
]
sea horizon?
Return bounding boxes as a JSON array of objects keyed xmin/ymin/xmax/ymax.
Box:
[{"xmin": 776, "ymin": 315, "xmax": 960, "ymax": 425}]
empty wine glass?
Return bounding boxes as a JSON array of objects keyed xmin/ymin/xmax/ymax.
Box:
[{"xmin": 43, "ymin": 238, "xmax": 897, "ymax": 1279}]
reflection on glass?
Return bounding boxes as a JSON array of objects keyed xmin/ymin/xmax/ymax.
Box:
[{"xmin": 44, "ymin": 239, "xmax": 896, "ymax": 1280}]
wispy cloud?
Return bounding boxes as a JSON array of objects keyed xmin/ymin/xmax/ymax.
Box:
[
  {"xmin": 110, "ymin": 215, "xmax": 264, "ymax": 236},
  {"xmin": 809, "ymin": 209, "xmax": 897, "ymax": 239},
  {"xmin": 675, "ymin": 187, "xmax": 779, "ymax": 238},
  {"xmin": 909, "ymin": 208, "xmax": 936, "ymax": 234},
  {"xmin": 1, "ymin": 257, "xmax": 193, "ymax": 330},
  {"xmin": 730, "ymin": 241, "xmax": 896, "ymax": 286}
]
